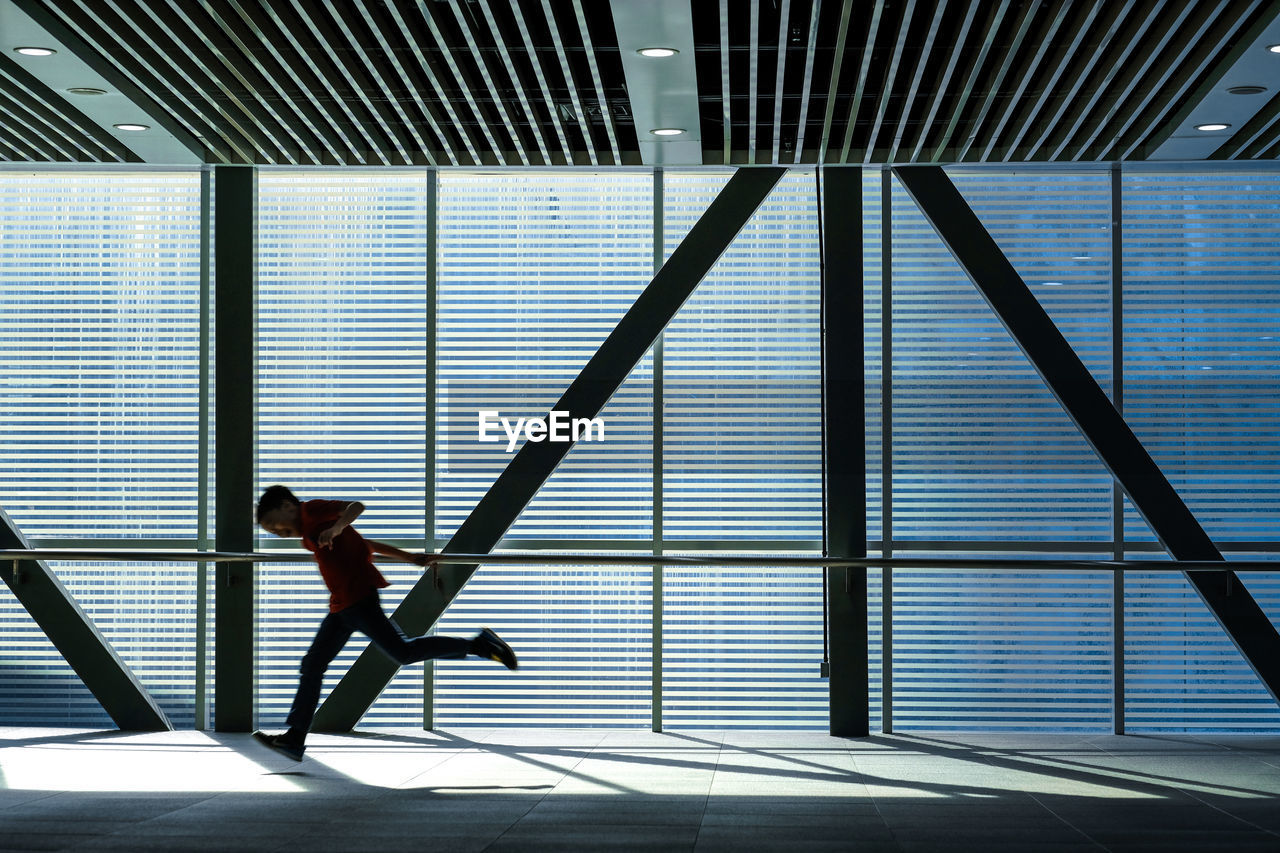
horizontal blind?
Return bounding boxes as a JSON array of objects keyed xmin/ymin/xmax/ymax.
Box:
[
  {"xmin": 891, "ymin": 554, "xmax": 1112, "ymax": 731},
  {"xmin": 1122, "ymin": 173, "xmax": 1280, "ymax": 543},
  {"xmin": 892, "ymin": 170, "xmax": 1112, "ymax": 544},
  {"xmin": 52, "ymin": 560, "xmax": 198, "ymax": 727},
  {"xmin": 662, "ymin": 172, "xmax": 822, "ymax": 543},
  {"xmin": 1124, "ymin": 556, "xmax": 1280, "ymax": 732},
  {"xmin": 865, "ymin": 171, "xmax": 884, "ymax": 730},
  {"xmin": 1121, "ymin": 173, "xmax": 1280, "ymax": 733},
  {"xmin": 0, "ymin": 173, "xmax": 202, "ymax": 538},
  {"xmin": 0, "ymin": 172, "xmax": 201, "ymax": 726},
  {"xmin": 657, "ymin": 173, "xmax": 824, "ymax": 728},
  {"xmin": 433, "ymin": 173, "xmax": 653, "ymax": 724},
  {"xmin": 435, "ymin": 172, "xmax": 653, "ymax": 543},
  {"xmin": 434, "ymin": 557, "xmax": 652, "ymax": 726},
  {"xmin": 886, "ymin": 172, "xmax": 1114, "ymax": 730},
  {"xmin": 662, "ymin": 558, "xmax": 826, "ymax": 729},
  {"xmin": 257, "ymin": 172, "xmax": 430, "ymax": 726}
]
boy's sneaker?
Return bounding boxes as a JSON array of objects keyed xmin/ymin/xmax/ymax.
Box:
[
  {"xmin": 253, "ymin": 730, "xmax": 305, "ymax": 761},
  {"xmin": 472, "ymin": 627, "xmax": 519, "ymax": 670}
]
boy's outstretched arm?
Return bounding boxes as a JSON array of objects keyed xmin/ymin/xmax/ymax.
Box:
[{"xmin": 368, "ymin": 539, "xmax": 441, "ymax": 568}]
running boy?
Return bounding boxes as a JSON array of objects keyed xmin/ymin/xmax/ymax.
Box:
[{"xmin": 253, "ymin": 485, "xmax": 516, "ymax": 761}]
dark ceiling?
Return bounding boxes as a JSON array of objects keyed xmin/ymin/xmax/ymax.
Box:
[{"xmin": 0, "ymin": 0, "xmax": 1276, "ymax": 166}]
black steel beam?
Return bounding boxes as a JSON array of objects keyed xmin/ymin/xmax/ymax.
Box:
[
  {"xmin": 313, "ymin": 167, "xmax": 787, "ymax": 731},
  {"xmin": 893, "ymin": 165, "xmax": 1280, "ymax": 703},
  {"xmin": 0, "ymin": 508, "xmax": 171, "ymax": 731},
  {"xmin": 214, "ymin": 165, "xmax": 257, "ymax": 731},
  {"xmin": 821, "ymin": 167, "xmax": 868, "ymax": 736}
]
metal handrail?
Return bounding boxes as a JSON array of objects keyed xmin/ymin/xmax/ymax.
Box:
[{"xmin": 1, "ymin": 548, "xmax": 1278, "ymax": 571}]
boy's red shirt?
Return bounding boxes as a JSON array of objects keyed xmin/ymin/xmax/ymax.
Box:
[{"xmin": 298, "ymin": 499, "xmax": 389, "ymax": 613}]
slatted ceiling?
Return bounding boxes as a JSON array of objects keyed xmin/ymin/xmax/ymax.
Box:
[
  {"xmin": 0, "ymin": 56, "xmax": 132, "ymax": 163},
  {"xmin": 7, "ymin": 0, "xmax": 1280, "ymax": 165}
]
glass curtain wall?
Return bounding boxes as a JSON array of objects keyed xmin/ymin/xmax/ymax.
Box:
[{"xmin": 0, "ymin": 166, "xmax": 1279, "ymax": 732}]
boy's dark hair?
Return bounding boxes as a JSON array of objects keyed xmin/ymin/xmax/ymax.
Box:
[{"xmin": 257, "ymin": 484, "xmax": 299, "ymax": 523}]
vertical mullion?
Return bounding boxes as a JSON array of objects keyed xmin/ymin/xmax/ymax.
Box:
[
  {"xmin": 823, "ymin": 165, "xmax": 868, "ymax": 737},
  {"xmin": 651, "ymin": 167, "xmax": 664, "ymax": 733},
  {"xmin": 213, "ymin": 165, "xmax": 257, "ymax": 733},
  {"xmin": 880, "ymin": 167, "xmax": 893, "ymax": 734},
  {"xmin": 1110, "ymin": 163, "xmax": 1125, "ymax": 736},
  {"xmin": 196, "ymin": 167, "xmax": 211, "ymax": 731},
  {"xmin": 424, "ymin": 168, "xmax": 438, "ymax": 731}
]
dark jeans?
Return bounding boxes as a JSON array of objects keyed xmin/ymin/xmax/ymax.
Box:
[{"xmin": 285, "ymin": 591, "xmax": 471, "ymax": 740}]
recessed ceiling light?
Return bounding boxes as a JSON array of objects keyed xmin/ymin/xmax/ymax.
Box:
[
  {"xmin": 1268, "ymin": 44, "xmax": 1280, "ymax": 53},
  {"xmin": 637, "ymin": 47, "xmax": 678, "ymax": 58},
  {"xmin": 66, "ymin": 87, "xmax": 108, "ymax": 96},
  {"xmin": 650, "ymin": 128, "xmax": 685, "ymax": 136},
  {"xmin": 113, "ymin": 123, "xmax": 149, "ymax": 132},
  {"xmin": 1227, "ymin": 85, "xmax": 1267, "ymax": 95},
  {"xmin": 1195, "ymin": 123, "xmax": 1231, "ymax": 131},
  {"xmin": 14, "ymin": 46, "xmax": 56, "ymax": 56}
]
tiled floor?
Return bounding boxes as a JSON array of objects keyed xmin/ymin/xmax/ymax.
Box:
[{"xmin": 0, "ymin": 727, "xmax": 1277, "ymax": 851}]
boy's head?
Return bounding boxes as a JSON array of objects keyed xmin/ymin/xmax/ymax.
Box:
[{"xmin": 257, "ymin": 484, "xmax": 300, "ymax": 537}]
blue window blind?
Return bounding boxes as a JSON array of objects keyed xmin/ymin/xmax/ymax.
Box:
[
  {"xmin": 1122, "ymin": 172, "xmax": 1280, "ymax": 732},
  {"xmin": 433, "ymin": 172, "xmax": 654, "ymax": 726},
  {"xmin": 256, "ymin": 171, "xmax": 431, "ymax": 727},
  {"xmin": 0, "ymin": 172, "xmax": 202, "ymax": 726}
]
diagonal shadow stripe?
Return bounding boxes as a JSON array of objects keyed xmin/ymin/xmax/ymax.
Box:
[
  {"xmin": 0, "ymin": 507, "xmax": 171, "ymax": 730},
  {"xmin": 892, "ymin": 165, "xmax": 1280, "ymax": 704},
  {"xmin": 312, "ymin": 167, "xmax": 788, "ymax": 731}
]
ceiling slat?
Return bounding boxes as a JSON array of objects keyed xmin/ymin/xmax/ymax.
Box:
[
  {"xmin": 540, "ymin": 0, "xmax": 597, "ymax": 166},
  {"xmin": 571, "ymin": 0, "xmax": 622, "ymax": 165},
  {"xmin": 927, "ymin": 0, "xmax": 1014, "ymax": 161},
  {"xmin": 816, "ymin": 0, "xmax": 855, "ymax": 163},
  {"xmin": 446, "ymin": 0, "xmax": 533, "ymax": 166},
  {"xmin": 876, "ymin": 0, "xmax": 934, "ymax": 164},
  {"xmin": 348, "ymin": 1, "xmax": 452, "ymax": 165},
  {"xmin": 770, "ymin": 0, "xmax": 792, "ymax": 165},
  {"xmin": 979, "ymin": 0, "xmax": 1082, "ymax": 162},
  {"xmin": 508, "ymin": 0, "xmax": 574, "ymax": 166},
  {"xmin": 48, "ymin": 0, "xmax": 244, "ymax": 162},
  {"xmin": 280, "ymin": 0, "xmax": 413, "ymax": 166},
  {"xmin": 385, "ymin": 0, "xmax": 485, "ymax": 166},
  {"xmin": 1023, "ymin": 0, "xmax": 1143, "ymax": 161},
  {"xmin": 219, "ymin": 0, "xmax": 364, "ymax": 165},
  {"xmin": 328, "ymin": 0, "xmax": 440, "ymax": 166},
  {"xmin": 953, "ymin": 0, "xmax": 1043, "ymax": 161},
  {"xmin": 906, "ymin": 0, "xmax": 979, "ymax": 162},
  {"xmin": 790, "ymin": 0, "xmax": 823, "ymax": 164},
  {"xmin": 1113, "ymin": 0, "xmax": 1265, "ymax": 160},
  {"xmin": 838, "ymin": 0, "xmax": 888, "ymax": 162},
  {"xmin": 180, "ymin": 1, "xmax": 328, "ymax": 165},
  {"xmin": 419, "ymin": 0, "xmax": 509, "ymax": 165},
  {"xmin": 748, "ymin": 0, "xmax": 760, "ymax": 163},
  {"xmin": 474, "ymin": 0, "xmax": 555, "ymax": 166},
  {"xmin": 1065, "ymin": 0, "xmax": 1203, "ymax": 160},
  {"xmin": 127, "ymin": 1, "xmax": 300, "ymax": 164},
  {"xmin": 720, "ymin": 0, "xmax": 733, "ymax": 164}
]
